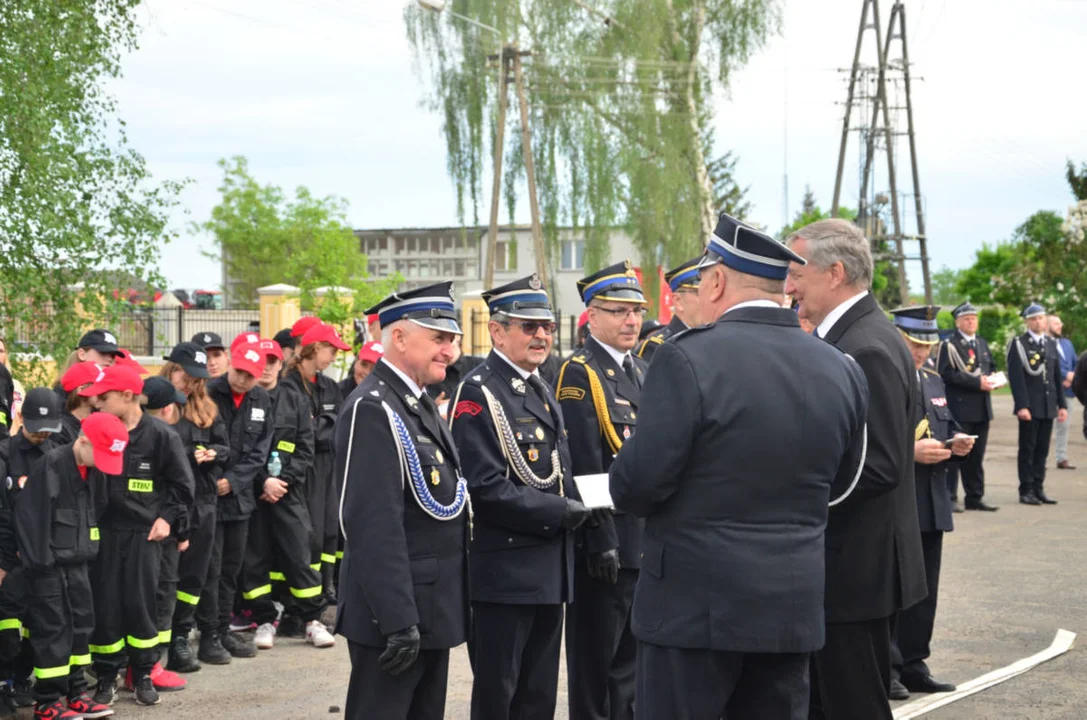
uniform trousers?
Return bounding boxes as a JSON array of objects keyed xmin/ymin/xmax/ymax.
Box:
[
  {"xmin": 946, "ymin": 421, "xmax": 989, "ymax": 503},
  {"xmin": 1055, "ymin": 413, "xmax": 1071, "ymax": 463},
  {"xmin": 346, "ymin": 643, "xmax": 449, "ymax": 720},
  {"xmin": 155, "ymin": 538, "xmax": 179, "ymax": 651},
  {"xmin": 173, "ymin": 501, "xmax": 217, "ymax": 637},
  {"xmin": 809, "ymin": 616, "xmax": 894, "ymax": 720},
  {"xmin": 1017, "ymin": 418, "xmax": 1054, "ymax": 496},
  {"xmin": 25, "ymin": 565, "xmax": 94, "ymax": 704},
  {"xmin": 894, "ymin": 532, "xmax": 944, "ymax": 680},
  {"xmin": 241, "ymin": 492, "xmax": 325, "ymax": 625},
  {"xmin": 195, "ymin": 518, "xmax": 248, "ymax": 636},
  {"xmin": 635, "ymin": 641, "xmax": 809, "ymax": 720},
  {"xmin": 309, "ymin": 453, "xmax": 339, "ymax": 590},
  {"xmin": 90, "ymin": 527, "xmax": 162, "ymax": 678},
  {"xmin": 469, "ymin": 602, "xmax": 563, "ymax": 720},
  {"xmin": 0, "ymin": 568, "xmax": 31, "ymax": 682},
  {"xmin": 565, "ymin": 564, "xmax": 637, "ymax": 720}
]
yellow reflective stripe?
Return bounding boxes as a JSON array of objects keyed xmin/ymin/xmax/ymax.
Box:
[
  {"xmin": 90, "ymin": 527, "xmax": 100, "ymax": 541},
  {"xmin": 34, "ymin": 665, "xmax": 69, "ymax": 679},
  {"xmin": 241, "ymin": 584, "xmax": 271, "ymax": 600},
  {"xmin": 20, "ymin": 627, "xmax": 29, "ymax": 639},
  {"xmin": 269, "ymin": 571, "xmax": 286, "ymax": 582},
  {"xmin": 0, "ymin": 619, "xmax": 21, "ymax": 632},
  {"xmin": 69, "ymin": 654, "xmax": 91, "ymax": 667},
  {"xmin": 127, "ymin": 635, "xmax": 159, "ymax": 649},
  {"xmin": 276, "ymin": 440, "xmax": 295, "ymax": 454},
  {"xmin": 336, "ymin": 550, "xmax": 344, "ymax": 560},
  {"xmin": 309, "ymin": 563, "xmax": 321, "ymax": 571},
  {"xmin": 176, "ymin": 591, "xmax": 200, "ymax": 606},
  {"xmin": 321, "ymin": 553, "xmax": 336, "ymax": 565},
  {"xmin": 89, "ymin": 639, "xmax": 125, "ymax": 655},
  {"xmin": 127, "ymin": 478, "xmax": 154, "ymax": 493},
  {"xmin": 289, "ymin": 585, "xmax": 323, "ymax": 599},
  {"xmin": 158, "ymin": 630, "xmax": 172, "ymax": 644}
]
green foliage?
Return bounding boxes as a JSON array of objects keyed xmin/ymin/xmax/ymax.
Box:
[
  {"xmin": 0, "ymin": 0, "xmax": 184, "ymax": 385},
  {"xmin": 199, "ymin": 157, "xmax": 399, "ymax": 314},
  {"xmin": 930, "ymin": 266, "xmax": 964, "ymax": 306},
  {"xmin": 1067, "ymin": 160, "xmax": 1087, "ymax": 202}
]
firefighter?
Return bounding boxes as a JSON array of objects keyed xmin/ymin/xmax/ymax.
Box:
[
  {"xmin": 273, "ymin": 329, "xmax": 297, "ymax": 368},
  {"xmin": 16, "ymin": 412, "xmax": 128, "ymax": 720},
  {"xmin": 191, "ymin": 332, "xmax": 229, "ymax": 379},
  {"xmin": 281, "ymin": 323, "xmax": 349, "ymax": 609},
  {"xmin": 242, "ymin": 339, "xmax": 333, "ymax": 650},
  {"xmin": 54, "ymin": 362, "xmax": 101, "ymax": 446},
  {"xmin": 0, "ymin": 448, "xmax": 17, "ymax": 717},
  {"xmin": 80, "ymin": 365, "xmax": 195, "ymax": 708},
  {"xmin": 75, "ymin": 330, "xmax": 121, "ymax": 368}
]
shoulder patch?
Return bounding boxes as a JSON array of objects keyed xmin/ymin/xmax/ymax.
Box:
[
  {"xmin": 649, "ymin": 335, "xmax": 665, "ymax": 345},
  {"xmin": 557, "ymin": 387, "xmax": 586, "ymax": 402},
  {"xmin": 453, "ymin": 400, "xmax": 483, "ymax": 418},
  {"xmin": 922, "ymin": 366, "xmax": 940, "ymax": 376}
]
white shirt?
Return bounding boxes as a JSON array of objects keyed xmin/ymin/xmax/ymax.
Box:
[
  {"xmin": 380, "ymin": 358, "xmax": 425, "ymax": 398},
  {"xmin": 958, "ymin": 330, "xmax": 976, "ymax": 343},
  {"xmin": 492, "ymin": 348, "xmax": 540, "ymax": 381},
  {"xmin": 724, "ymin": 299, "xmax": 784, "ymax": 315},
  {"xmin": 1028, "ymin": 330, "xmax": 1045, "ymax": 344},
  {"xmin": 591, "ymin": 334, "xmax": 632, "ymax": 369},
  {"xmin": 816, "ymin": 291, "xmax": 869, "ymax": 339}
]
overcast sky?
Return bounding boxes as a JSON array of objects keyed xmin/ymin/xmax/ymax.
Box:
[{"xmin": 118, "ymin": 0, "xmax": 1087, "ymax": 295}]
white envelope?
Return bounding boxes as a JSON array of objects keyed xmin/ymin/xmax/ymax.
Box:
[
  {"xmin": 573, "ymin": 473, "xmax": 614, "ymax": 509},
  {"xmin": 988, "ymin": 371, "xmax": 1007, "ymax": 389}
]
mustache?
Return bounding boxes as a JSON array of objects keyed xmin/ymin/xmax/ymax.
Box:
[{"xmin": 528, "ymin": 341, "xmax": 548, "ymax": 350}]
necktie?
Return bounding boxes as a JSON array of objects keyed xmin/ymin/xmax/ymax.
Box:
[
  {"xmin": 527, "ymin": 374, "xmax": 558, "ymax": 426},
  {"xmin": 622, "ymin": 355, "xmax": 639, "ymax": 388},
  {"xmin": 418, "ymin": 391, "xmax": 440, "ymax": 420}
]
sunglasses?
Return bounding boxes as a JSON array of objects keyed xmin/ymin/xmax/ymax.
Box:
[{"xmin": 507, "ymin": 320, "xmax": 557, "ymax": 336}]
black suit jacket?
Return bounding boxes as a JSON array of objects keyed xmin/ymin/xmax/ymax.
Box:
[
  {"xmin": 937, "ymin": 332, "xmax": 994, "ymax": 423},
  {"xmin": 450, "ymin": 350, "xmax": 578, "ymax": 605},
  {"xmin": 822, "ymin": 293, "xmax": 927, "ymax": 622},
  {"xmin": 636, "ymin": 315, "xmax": 686, "ymax": 363},
  {"xmin": 334, "ymin": 360, "xmax": 469, "ymax": 650},
  {"xmin": 611, "ymin": 306, "xmax": 868, "ymax": 653},
  {"xmin": 1007, "ymin": 332, "xmax": 1066, "ymax": 419},
  {"xmin": 556, "ymin": 335, "xmax": 646, "ymax": 569}
]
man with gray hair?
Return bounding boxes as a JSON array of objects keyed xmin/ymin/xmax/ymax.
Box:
[{"xmin": 785, "ymin": 219, "xmax": 927, "ymax": 719}]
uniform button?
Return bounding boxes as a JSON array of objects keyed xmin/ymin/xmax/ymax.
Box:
[
  {"xmin": 507, "ymin": 537, "xmax": 514, "ymax": 544},
  {"xmin": 543, "ymin": 526, "xmax": 551, "ymax": 531}
]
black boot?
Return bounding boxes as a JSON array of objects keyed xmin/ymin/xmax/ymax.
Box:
[
  {"xmin": 0, "ymin": 682, "xmax": 16, "ymax": 717},
  {"xmin": 168, "ymin": 635, "xmax": 202, "ymax": 673},
  {"xmin": 134, "ymin": 674, "xmax": 160, "ymax": 706},
  {"xmin": 220, "ymin": 631, "xmax": 257, "ymax": 659},
  {"xmin": 197, "ymin": 632, "xmax": 232, "ymax": 665}
]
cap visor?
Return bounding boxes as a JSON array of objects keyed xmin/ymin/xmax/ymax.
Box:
[
  {"xmin": 905, "ymin": 332, "xmax": 940, "ymax": 345},
  {"xmin": 695, "ymin": 253, "xmax": 722, "ymax": 271},
  {"xmin": 174, "ymin": 391, "xmax": 188, "ymax": 406},
  {"xmin": 330, "ymin": 338, "xmax": 351, "ymax": 351},
  {"xmin": 94, "ymin": 448, "xmax": 124, "ymax": 476},
  {"xmin": 232, "ymin": 359, "xmax": 264, "ymax": 377},
  {"xmin": 23, "ymin": 418, "xmax": 62, "ymax": 434},
  {"xmin": 409, "ymin": 318, "xmax": 463, "ymax": 335},
  {"xmin": 87, "ymin": 344, "xmax": 120, "ymax": 355},
  {"xmin": 181, "ymin": 362, "xmax": 210, "ymax": 379},
  {"xmin": 78, "ymin": 381, "xmax": 110, "ymax": 397}
]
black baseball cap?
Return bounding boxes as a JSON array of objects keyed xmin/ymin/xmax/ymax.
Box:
[
  {"xmin": 273, "ymin": 328, "xmax": 296, "ymax": 351},
  {"xmin": 163, "ymin": 341, "xmax": 211, "ymax": 379},
  {"xmin": 78, "ymin": 329, "xmax": 120, "ymax": 355},
  {"xmin": 22, "ymin": 387, "xmax": 63, "ymax": 434},
  {"xmin": 191, "ymin": 331, "xmax": 225, "ymax": 351},
  {"xmin": 142, "ymin": 376, "xmax": 187, "ymax": 410}
]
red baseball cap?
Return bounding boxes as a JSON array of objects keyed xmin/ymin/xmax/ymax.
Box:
[
  {"xmin": 230, "ymin": 331, "xmax": 262, "ymax": 353},
  {"xmin": 62, "ymin": 361, "xmax": 103, "ymax": 393},
  {"xmin": 301, "ymin": 323, "xmax": 351, "ymax": 351},
  {"xmin": 290, "ymin": 316, "xmax": 321, "ymax": 338},
  {"xmin": 258, "ymin": 339, "xmax": 283, "ymax": 362},
  {"xmin": 114, "ymin": 349, "xmax": 149, "ymax": 376},
  {"xmin": 366, "ymin": 314, "xmax": 380, "ymax": 325},
  {"xmin": 578, "ymin": 310, "xmax": 590, "ymax": 329},
  {"xmin": 81, "ymin": 412, "xmax": 129, "ymax": 475},
  {"xmin": 231, "ymin": 342, "xmax": 267, "ymax": 378},
  {"xmin": 358, "ymin": 341, "xmax": 384, "ymax": 364},
  {"xmin": 79, "ymin": 364, "xmax": 144, "ymax": 397}
]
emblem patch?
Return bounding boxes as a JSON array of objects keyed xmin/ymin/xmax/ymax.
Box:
[
  {"xmin": 38, "ymin": 406, "xmax": 48, "ymax": 416},
  {"xmin": 195, "ymin": 350, "xmax": 207, "ymax": 364},
  {"xmin": 606, "ymin": 369, "xmax": 615, "ymax": 377},
  {"xmin": 251, "ymin": 408, "xmax": 265, "ymax": 422},
  {"xmin": 557, "ymin": 388, "xmax": 585, "ymax": 402},
  {"xmin": 103, "ymin": 332, "xmax": 117, "ymax": 346},
  {"xmin": 138, "ymin": 462, "xmax": 151, "ymax": 473},
  {"xmin": 527, "ymin": 447, "xmax": 539, "ymax": 462},
  {"xmin": 454, "ymin": 401, "xmax": 483, "ymax": 418},
  {"xmin": 109, "ymin": 439, "xmax": 127, "ymax": 453},
  {"xmin": 623, "ymin": 426, "xmax": 631, "ymax": 439},
  {"xmin": 203, "ymin": 334, "xmax": 212, "ymax": 343},
  {"xmin": 244, "ymin": 349, "xmax": 260, "ymax": 364},
  {"xmin": 406, "ymin": 395, "xmax": 419, "ymax": 410},
  {"xmin": 511, "ymin": 378, "xmax": 526, "ymax": 394},
  {"xmin": 931, "ymin": 397, "xmax": 947, "ymax": 407},
  {"xmin": 17, "ymin": 476, "xmax": 27, "ymax": 490},
  {"xmin": 430, "ymin": 468, "xmax": 441, "ymax": 486}
]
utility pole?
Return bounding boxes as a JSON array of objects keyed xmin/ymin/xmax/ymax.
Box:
[
  {"xmin": 831, "ymin": 0, "xmax": 871, "ymax": 217},
  {"xmin": 483, "ymin": 45, "xmax": 512, "ymax": 290},
  {"xmin": 512, "ymin": 47, "xmax": 550, "ymax": 289}
]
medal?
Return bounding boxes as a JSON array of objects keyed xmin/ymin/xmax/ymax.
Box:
[
  {"xmin": 606, "ymin": 369, "xmax": 615, "ymax": 377},
  {"xmin": 535, "ymin": 427, "xmax": 545, "ymax": 440},
  {"xmin": 435, "ymin": 449, "xmax": 443, "ymax": 464},
  {"xmin": 527, "ymin": 447, "xmax": 539, "ymax": 462},
  {"xmin": 430, "ymin": 468, "xmax": 441, "ymax": 486},
  {"xmin": 623, "ymin": 426, "xmax": 631, "ymax": 439}
]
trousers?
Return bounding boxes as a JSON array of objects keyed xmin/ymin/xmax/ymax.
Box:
[
  {"xmin": 195, "ymin": 518, "xmax": 248, "ymax": 636},
  {"xmin": 172, "ymin": 501, "xmax": 217, "ymax": 637},
  {"xmin": 25, "ymin": 565, "xmax": 94, "ymax": 704},
  {"xmin": 1017, "ymin": 418, "xmax": 1054, "ymax": 495},
  {"xmin": 810, "ymin": 616, "xmax": 893, "ymax": 720},
  {"xmin": 90, "ymin": 527, "xmax": 162, "ymax": 677},
  {"xmin": 346, "ymin": 643, "xmax": 449, "ymax": 720},
  {"xmin": 308, "ymin": 452, "xmax": 339, "ymax": 588}
]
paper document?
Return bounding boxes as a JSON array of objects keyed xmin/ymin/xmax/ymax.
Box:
[
  {"xmin": 988, "ymin": 371, "xmax": 1007, "ymax": 389},
  {"xmin": 574, "ymin": 474, "xmax": 614, "ymax": 509}
]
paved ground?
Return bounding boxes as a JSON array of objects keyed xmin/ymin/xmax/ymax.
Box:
[{"xmin": 28, "ymin": 394, "xmax": 1084, "ymax": 719}]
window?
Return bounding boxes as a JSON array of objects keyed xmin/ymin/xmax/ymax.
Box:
[
  {"xmin": 493, "ymin": 241, "xmax": 518, "ymax": 272},
  {"xmin": 561, "ymin": 240, "xmax": 585, "ymax": 271}
]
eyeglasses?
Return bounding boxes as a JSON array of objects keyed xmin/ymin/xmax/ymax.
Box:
[
  {"xmin": 507, "ymin": 320, "xmax": 557, "ymax": 335},
  {"xmin": 593, "ymin": 306, "xmax": 648, "ymax": 319}
]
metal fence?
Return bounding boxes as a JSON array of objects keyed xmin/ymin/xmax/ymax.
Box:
[
  {"xmin": 463, "ymin": 309, "xmax": 583, "ymax": 357},
  {"xmin": 114, "ymin": 308, "xmax": 260, "ymax": 357}
]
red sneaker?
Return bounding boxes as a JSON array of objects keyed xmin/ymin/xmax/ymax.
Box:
[
  {"xmin": 68, "ymin": 692, "xmax": 115, "ymax": 718},
  {"xmin": 34, "ymin": 699, "xmax": 83, "ymax": 719},
  {"xmin": 123, "ymin": 665, "xmax": 134, "ymax": 692},
  {"xmin": 150, "ymin": 662, "xmax": 187, "ymax": 692}
]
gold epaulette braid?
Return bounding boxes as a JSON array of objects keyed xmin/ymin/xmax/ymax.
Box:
[{"xmin": 566, "ymin": 356, "xmax": 623, "ymax": 455}]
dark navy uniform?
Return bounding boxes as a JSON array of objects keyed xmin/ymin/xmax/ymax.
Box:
[
  {"xmin": 1006, "ymin": 304, "xmax": 1066, "ymax": 503},
  {"xmin": 937, "ymin": 302, "xmax": 995, "ymax": 508},
  {"xmin": 635, "ymin": 316, "xmax": 685, "ymax": 363},
  {"xmin": 635, "ymin": 257, "xmax": 701, "ymax": 364},
  {"xmin": 335, "ymin": 283, "xmax": 469, "ymax": 720},
  {"xmin": 557, "ymin": 261, "xmax": 647, "ymax": 720}
]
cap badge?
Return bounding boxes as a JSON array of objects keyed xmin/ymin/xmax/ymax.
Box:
[
  {"xmin": 529, "ymin": 274, "xmax": 542, "ymax": 291},
  {"xmin": 511, "ymin": 378, "xmax": 525, "ymax": 394},
  {"xmin": 448, "ymin": 286, "xmax": 456, "ymax": 301},
  {"xmin": 38, "ymin": 407, "xmax": 48, "ymax": 416},
  {"xmin": 194, "ymin": 351, "xmax": 207, "ymax": 365},
  {"xmin": 109, "ymin": 439, "xmax": 127, "ymax": 453},
  {"xmin": 373, "ymin": 343, "xmax": 384, "ymax": 353},
  {"xmin": 244, "ymin": 350, "xmax": 260, "ymax": 364},
  {"xmin": 103, "ymin": 332, "xmax": 117, "ymax": 345},
  {"xmin": 95, "ymin": 370, "xmax": 105, "ymax": 382},
  {"xmin": 203, "ymin": 334, "xmax": 212, "ymax": 343}
]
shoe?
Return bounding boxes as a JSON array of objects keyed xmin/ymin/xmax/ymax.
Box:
[
  {"xmin": 13, "ymin": 678, "xmax": 33, "ymax": 708},
  {"xmin": 220, "ymin": 631, "xmax": 257, "ymax": 659},
  {"xmin": 229, "ymin": 611, "xmax": 256, "ymax": 633},
  {"xmin": 150, "ymin": 662, "xmax": 186, "ymax": 691},
  {"xmin": 255, "ymin": 622, "xmax": 276, "ymax": 650},
  {"xmin": 889, "ymin": 678, "xmax": 910, "ymax": 700},
  {"xmin": 0, "ymin": 682, "xmax": 18, "ymax": 716},
  {"xmin": 306, "ymin": 620, "xmax": 336, "ymax": 648},
  {"xmin": 197, "ymin": 633, "xmax": 232, "ymax": 665},
  {"xmin": 133, "ymin": 675, "xmax": 160, "ymax": 706},
  {"xmin": 1019, "ymin": 493, "xmax": 1042, "ymax": 505},
  {"xmin": 33, "ymin": 700, "xmax": 82, "ymax": 719},
  {"xmin": 278, "ymin": 614, "xmax": 306, "ymax": 639},
  {"xmin": 323, "ymin": 586, "xmax": 338, "ymax": 607},
  {"xmin": 1035, "ymin": 491, "xmax": 1058, "ymax": 505},
  {"xmin": 167, "ymin": 635, "xmax": 201, "ymax": 673},
  {"xmin": 901, "ymin": 673, "xmax": 956, "ymax": 693},
  {"xmin": 1057, "ymin": 460, "xmax": 1076, "ymax": 470},
  {"xmin": 964, "ymin": 500, "xmax": 999, "ymax": 512},
  {"xmin": 92, "ymin": 677, "xmax": 116, "ymax": 708},
  {"xmin": 952, "ymin": 502, "xmax": 964, "ymax": 514},
  {"xmin": 67, "ymin": 693, "xmax": 115, "ymax": 718}
]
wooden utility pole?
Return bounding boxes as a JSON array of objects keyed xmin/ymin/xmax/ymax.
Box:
[
  {"xmin": 484, "ymin": 45, "xmax": 512, "ymax": 290},
  {"xmin": 511, "ymin": 47, "xmax": 550, "ymax": 290}
]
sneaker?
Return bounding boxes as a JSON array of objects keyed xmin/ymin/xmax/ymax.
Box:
[
  {"xmin": 197, "ymin": 632, "xmax": 232, "ymax": 665},
  {"xmin": 220, "ymin": 631, "xmax": 257, "ymax": 659},
  {"xmin": 67, "ymin": 693, "xmax": 115, "ymax": 718},
  {"xmin": 305, "ymin": 620, "xmax": 336, "ymax": 649},
  {"xmin": 167, "ymin": 635, "xmax": 201, "ymax": 673},
  {"xmin": 134, "ymin": 675, "xmax": 159, "ymax": 706},
  {"xmin": 12, "ymin": 678, "xmax": 33, "ymax": 708},
  {"xmin": 228, "ymin": 611, "xmax": 256, "ymax": 633},
  {"xmin": 92, "ymin": 677, "xmax": 116, "ymax": 708},
  {"xmin": 277, "ymin": 614, "xmax": 305, "ymax": 639},
  {"xmin": 254, "ymin": 623, "xmax": 276, "ymax": 650},
  {"xmin": 0, "ymin": 682, "xmax": 18, "ymax": 717},
  {"xmin": 33, "ymin": 700, "xmax": 82, "ymax": 720},
  {"xmin": 150, "ymin": 662, "xmax": 186, "ymax": 692}
]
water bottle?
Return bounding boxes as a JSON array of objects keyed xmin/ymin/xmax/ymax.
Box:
[{"xmin": 267, "ymin": 451, "xmax": 282, "ymax": 478}]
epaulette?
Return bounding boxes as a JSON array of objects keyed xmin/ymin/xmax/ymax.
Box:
[
  {"xmin": 459, "ymin": 363, "xmax": 494, "ymax": 387},
  {"xmin": 922, "ymin": 366, "xmax": 940, "ymax": 376},
  {"xmin": 358, "ymin": 379, "xmax": 392, "ymax": 404},
  {"xmin": 670, "ymin": 323, "xmax": 712, "ymax": 344},
  {"xmin": 647, "ymin": 334, "xmax": 665, "ymax": 345}
]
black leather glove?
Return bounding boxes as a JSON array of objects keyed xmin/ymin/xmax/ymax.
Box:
[
  {"xmin": 561, "ymin": 499, "xmax": 593, "ymax": 530},
  {"xmin": 588, "ymin": 507, "xmax": 613, "ymax": 527},
  {"xmin": 586, "ymin": 549, "xmax": 620, "ymax": 584},
  {"xmin": 379, "ymin": 625, "xmax": 421, "ymax": 676}
]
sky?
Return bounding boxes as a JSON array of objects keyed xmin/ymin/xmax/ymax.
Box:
[{"xmin": 116, "ymin": 0, "xmax": 1087, "ymax": 295}]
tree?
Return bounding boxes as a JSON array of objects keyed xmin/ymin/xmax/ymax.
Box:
[
  {"xmin": 1066, "ymin": 160, "xmax": 1087, "ymax": 202},
  {"xmin": 405, "ymin": 0, "xmax": 775, "ymax": 279},
  {"xmin": 0, "ymin": 1, "xmax": 183, "ymax": 384},
  {"xmin": 199, "ymin": 157, "xmax": 398, "ymax": 316},
  {"xmin": 930, "ymin": 266, "xmax": 964, "ymax": 306}
]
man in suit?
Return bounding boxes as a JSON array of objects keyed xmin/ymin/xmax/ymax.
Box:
[
  {"xmin": 890, "ymin": 306, "xmax": 975, "ymax": 696},
  {"xmin": 450, "ymin": 274, "xmax": 595, "ymax": 720},
  {"xmin": 937, "ymin": 302, "xmax": 998, "ymax": 512},
  {"xmin": 611, "ymin": 214, "xmax": 869, "ymax": 720},
  {"xmin": 785, "ymin": 218, "xmax": 927, "ymax": 720},
  {"xmin": 1007, "ymin": 303, "xmax": 1067, "ymax": 505},
  {"xmin": 636, "ymin": 257, "xmax": 703, "ymax": 363},
  {"xmin": 1048, "ymin": 314, "xmax": 1077, "ymax": 470},
  {"xmin": 557, "ymin": 260, "xmax": 648, "ymax": 720},
  {"xmin": 334, "ymin": 282, "xmax": 470, "ymax": 720}
]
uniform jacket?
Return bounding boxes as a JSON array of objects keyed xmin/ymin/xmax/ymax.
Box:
[
  {"xmin": 635, "ymin": 315, "xmax": 686, "ymax": 363},
  {"xmin": 936, "ymin": 332, "xmax": 994, "ymax": 423},
  {"xmin": 282, "ymin": 370, "xmax": 341, "ymax": 458},
  {"xmin": 16, "ymin": 445, "xmax": 100, "ymax": 570},
  {"xmin": 0, "ymin": 433, "xmax": 57, "ymax": 495},
  {"xmin": 914, "ymin": 365, "xmax": 960, "ymax": 534},
  {"xmin": 172, "ymin": 414, "xmax": 231, "ymax": 505},
  {"xmin": 822, "ymin": 293, "xmax": 927, "ymax": 623},
  {"xmin": 98, "ymin": 414, "xmax": 194, "ymax": 531},
  {"xmin": 450, "ymin": 350, "xmax": 578, "ymax": 605},
  {"xmin": 263, "ymin": 383, "xmax": 315, "ymax": 489},
  {"xmin": 1007, "ymin": 332, "xmax": 1066, "ymax": 419},
  {"xmin": 0, "ymin": 453, "xmax": 16, "ymax": 572},
  {"xmin": 208, "ymin": 378, "xmax": 274, "ymax": 521},
  {"xmin": 55, "ymin": 412, "xmax": 82, "ymax": 447},
  {"xmin": 334, "ymin": 360, "xmax": 469, "ymax": 650},
  {"xmin": 556, "ymin": 335, "xmax": 646, "ymax": 569},
  {"xmin": 1057, "ymin": 337, "xmax": 1077, "ymax": 398},
  {"xmin": 611, "ymin": 306, "xmax": 869, "ymax": 653}
]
